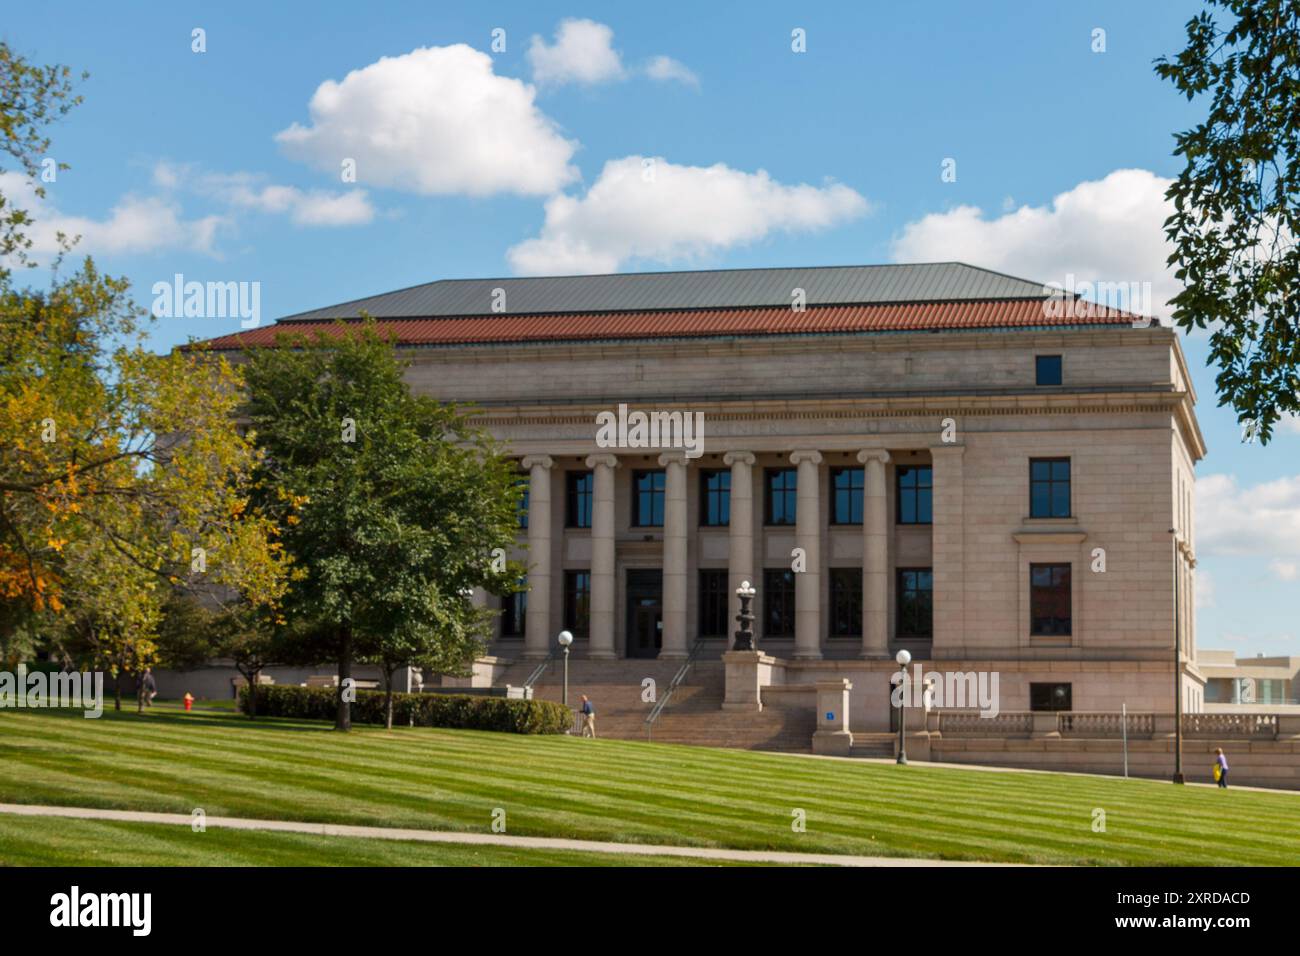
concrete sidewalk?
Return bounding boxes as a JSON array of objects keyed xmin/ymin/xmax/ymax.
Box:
[{"xmin": 0, "ymin": 802, "xmax": 1024, "ymax": 867}]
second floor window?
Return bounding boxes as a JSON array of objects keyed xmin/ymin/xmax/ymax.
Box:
[
  {"xmin": 763, "ymin": 568, "xmax": 796, "ymax": 637},
  {"xmin": 897, "ymin": 465, "xmax": 932, "ymax": 524},
  {"xmin": 1029, "ymin": 458, "xmax": 1071, "ymax": 518},
  {"xmin": 563, "ymin": 570, "xmax": 591, "ymax": 636},
  {"xmin": 831, "ymin": 467, "xmax": 864, "ymax": 525},
  {"xmin": 1030, "ymin": 563, "xmax": 1072, "ymax": 636},
  {"xmin": 565, "ymin": 471, "xmax": 593, "ymax": 528},
  {"xmin": 700, "ymin": 470, "xmax": 731, "ymax": 527},
  {"xmin": 633, "ymin": 469, "xmax": 666, "ymax": 527},
  {"xmin": 766, "ymin": 468, "xmax": 797, "ymax": 525}
]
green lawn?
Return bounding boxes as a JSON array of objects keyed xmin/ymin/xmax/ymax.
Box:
[
  {"xmin": 0, "ymin": 705, "xmax": 1293, "ymax": 866},
  {"xmin": 0, "ymin": 816, "xmax": 736, "ymax": 866}
]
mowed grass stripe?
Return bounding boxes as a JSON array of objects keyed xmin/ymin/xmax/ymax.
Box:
[{"xmin": 1, "ymin": 709, "xmax": 1295, "ymax": 865}]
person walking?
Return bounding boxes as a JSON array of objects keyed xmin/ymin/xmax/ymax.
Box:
[
  {"xmin": 1214, "ymin": 747, "xmax": 1229, "ymax": 788},
  {"xmin": 579, "ymin": 695, "xmax": 596, "ymax": 738},
  {"xmin": 141, "ymin": 668, "xmax": 157, "ymax": 708}
]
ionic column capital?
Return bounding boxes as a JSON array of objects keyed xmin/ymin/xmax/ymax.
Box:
[
  {"xmin": 790, "ymin": 449, "xmax": 823, "ymax": 466},
  {"xmin": 856, "ymin": 448, "xmax": 891, "ymax": 466},
  {"xmin": 585, "ymin": 453, "xmax": 620, "ymax": 470},
  {"xmin": 723, "ymin": 450, "xmax": 756, "ymax": 467},
  {"xmin": 657, "ymin": 450, "xmax": 688, "ymax": 467},
  {"xmin": 521, "ymin": 455, "xmax": 554, "ymax": 471}
]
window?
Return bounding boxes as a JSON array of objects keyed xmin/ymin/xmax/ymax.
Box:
[
  {"xmin": 1029, "ymin": 458, "xmax": 1071, "ymax": 518},
  {"xmin": 501, "ymin": 584, "xmax": 527, "ymax": 637},
  {"xmin": 896, "ymin": 465, "xmax": 932, "ymax": 524},
  {"xmin": 1030, "ymin": 563, "xmax": 1072, "ymax": 636},
  {"xmin": 897, "ymin": 568, "xmax": 934, "ymax": 639},
  {"xmin": 829, "ymin": 568, "xmax": 862, "ymax": 638},
  {"xmin": 565, "ymin": 471, "xmax": 593, "ymax": 528},
  {"xmin": 516, "ymin": 477, "xmax": 529, "ymax": 530},
  {"xmin": 563, "ymin": 570, "xmax": 591, "ymax": 636},
  {"xmin": 633, "ymin": 470, "xmax": 666, "ymax": 527},
  {"xmin": 1036, "ymin": 354, "xmax": 1063, "ymax": 386},
  {"xmin": 1030, "ymin": 682, "xmax": 1072, "ymax": 711},
  {"xmin": 698, "ymin": 569, "xmax": 730, "ymax": 638},
  {"xmin": 763, "ymin": 569, "xmax": 796, "ymax": 637},
  {"xmin": 700, "ymin": 470, "xmax": 731, "ymax": 527},
  {"xmin": 765, "ymin": 468, "xmax": 797, "ymax": 525},
  {"xmin": 830, "ymin": 467, "xmax": 864, "ymax": 525}
]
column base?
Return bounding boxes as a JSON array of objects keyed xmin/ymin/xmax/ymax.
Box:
[
  {"xmin": 587, "ymin": 651, "xmax": 618, "ymax": 660},
  {"xmin": 520, "ymin": 651, "xmax": 550, "ymax": 661},
  {"xmin": 658, "ymin": 651, "xmax": 689, "ymax": 661}
]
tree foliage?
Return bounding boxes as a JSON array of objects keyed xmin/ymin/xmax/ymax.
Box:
[{"xmin": 1157, "ymin": 0, "xmax": 1300, "ymax": 441}]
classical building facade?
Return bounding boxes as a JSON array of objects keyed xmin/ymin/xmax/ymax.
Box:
[{"xmin": 204, "ymin": 263, "xmax": 1206, "ymax": 732}]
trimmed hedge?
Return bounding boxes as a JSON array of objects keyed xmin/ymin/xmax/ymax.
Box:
[{"xmin": 238, "ymin": 684, "xmax": 571, "ymax": 734}]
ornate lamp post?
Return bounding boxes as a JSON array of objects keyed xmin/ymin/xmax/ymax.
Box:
[
  {"xmin": 732, "ymin": 580, "xmax": 757, "ymax": 650},
  {"xmin": 895, "ymin": 648, "xmax": 912, "ymax": 765},
  {"xmin": 558, "ymin": 630, "xmax": 573, "ymax": 707}
]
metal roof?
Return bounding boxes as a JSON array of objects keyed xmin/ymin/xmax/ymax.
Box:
[
  {"xmin": 281, "ymin": 262, "xmax": 1055, "ymax": 321},
  {"xmin": 198, "ymin": 299, "xmax": 1140, "ymax": 352}
]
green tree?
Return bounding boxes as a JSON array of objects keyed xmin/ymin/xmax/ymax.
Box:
[
  {"xmin": 238, "ymin": 322, "xmax": 524, "ymax": 731},
  {"xmin": 1157, "ymin": 0, "xmax": 1300, "ymax": 441}
]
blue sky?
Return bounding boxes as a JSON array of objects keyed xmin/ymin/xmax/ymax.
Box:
[{"xmin": 5, "ymin": 1, "xmax": 1297, "ymax": 657}]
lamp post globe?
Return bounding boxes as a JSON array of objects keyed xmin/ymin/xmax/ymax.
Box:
[
  {"xmin": 895, "ymin": 648, "xmax": 912, "ymax": 765},
  {"xmin": 558, "ymin": 631, "xmax": 573, "ymax": 709}
]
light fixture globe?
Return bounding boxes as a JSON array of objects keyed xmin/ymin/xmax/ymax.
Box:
[
  {"xmin": 557, "ymin": 630, "xmax": 573, "ymax": 647},
  {"xmin": 895, "ymin": 648, "xmax": 912, "ymax": 667}
]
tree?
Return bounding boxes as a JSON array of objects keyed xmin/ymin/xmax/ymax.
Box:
[
  {"xmin": 237, "ymin": 322, "xmax": 524, "ymax": 731},
  {"xmin": 1157, "ymin": 0, "xmax": 1300, "ymax": 442}
]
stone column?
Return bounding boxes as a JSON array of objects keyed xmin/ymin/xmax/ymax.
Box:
[
  {"xmin": 858, "ymin": 449, "xmax": 891, "ymax": 659},
  {"xmin": 586, "ymin": 453, "xmax": 619, "ymax": 660},
  {"xmin": 790, "ymin": 450, "xmax": 823, "ymax": 660},
  {"xmin": 521, "ymin": 455, "xmax": 553, "ymax": 659},
  {"xmin": 659, "ymin": 451, "xmax": 689, "ymax": 659},
  {"xmin": 723, "ymin": 451, "xmax": 756, "ymax": 637},
  {"xmin": 930, "ymin": 445, "xmax": 965, "ymax": 654}
]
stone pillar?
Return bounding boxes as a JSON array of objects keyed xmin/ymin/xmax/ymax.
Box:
[
  {"xmin": 812, "ymin": 679, "xmax": 854, "ymax": 756},
  {"xmin": 790, "ymin": 450, "xmax": 823, "ymax": 660},
  {"xmin": 521, "ymin": 455, "xmax": 553, "ymax": 659},
  {"xmin": 723, "ymin": 451, "xmax": 756, "ymax": 635},
  {"xmin": 930, "ymin": 445, "xmax": 965, "ymax": 653},
  {"xmin": 586, "ymin": 453, "xmax": 619, "ymax": 660},
  {"xmin": 659, "ymin": 451, "xmax": 689, "ymax": 659},
  {"xmin": 858, "ymin": 449, "xmax": 891, "ymax": 659}
]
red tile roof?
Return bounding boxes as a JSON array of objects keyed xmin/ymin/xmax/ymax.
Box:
[{"xmin": 191, "ymin": 299, "xmax": 1143, "ymax": 351}]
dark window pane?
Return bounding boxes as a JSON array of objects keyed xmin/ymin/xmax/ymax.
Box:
[
  {"xmin": 698, "ymin": 569, "xmax": 730, "ymax": 637},
  {"xmin": 897, "ymin": 567, "xmax": 933, "ymax": 638},
  {"xmin": 634, "ymin": 470, "xmax": 665, "ymax": 527},
  {"xmin": 566, "ymin": 471, "xmax": 593, "ymax": 528},
  {"xmin": 1036, "ymin": 355, "xmax": 1063, "ymax": 386},
  {"xmin": 762, "ymin": 568, "xmax": 796, "ymax": 637},
  {"xmin": 896, "ymin": 465, "xmax": 932, "ymax": 525},
  {"xmin": 1029, "ymin": 458, "xmax": 1070, "ymax": 518},
  {"xmin": 829, "ymin": 567, "xmax": 863, "ymax": 637},
  {"xmin": 1030, "ymin": 563, "xmax": 1071, "ymax": 635},
  {"xmin": 700, "ymin": 470, "xmax": 731, "ymax": 527},
  {"xmin": 766, "ymin": 469, "xmax": 797, "ymax": 525}
]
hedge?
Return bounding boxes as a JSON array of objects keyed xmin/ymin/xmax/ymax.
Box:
[{"xmin": 238, "ymin": 684, "xmax": 572, "ymax": 734}]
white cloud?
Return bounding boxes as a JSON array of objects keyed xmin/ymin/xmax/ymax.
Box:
[
  {"xmin": 528, "ymin": 19, "xmax": 626, "ymax": 87},
  {"xmin": 276, "ymin": 44, "xmax": 578, "ymax": 197},
  {"xmin": 645, "ymin": 55, "xmax": 699, "ymax": 88},
  {"xmin": 507, "ymin": 155, "xmax": 870, "ymax": 275},
  {"xmin": 152, "ymin": 163, "xmax": 375, "ymax": 227},
  {"xmin": 0, "ymin": 171, "xmax": 223, "ymax": 258},
  {"xmin": 1197, "ymin": 473, "xmax": 1300, "ymax": 558},
  {"xmin": 1270, "ymin": 560, "xmax": 1300, "ymax": 581},
  {"xmin": 891, "ymin": 168, "xmax": 1179, "ymax": 313}
]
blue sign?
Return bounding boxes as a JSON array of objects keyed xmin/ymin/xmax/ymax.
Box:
[{"xmin": 825, "ymin": 711, "xmax": 834, "ymax": 720}]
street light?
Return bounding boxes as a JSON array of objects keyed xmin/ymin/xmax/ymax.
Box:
[
  {"xmin": 733, "ymin": 580, "xmax": 757, "ymax": 650},
  {"xmin": 895, "ymin": 648, "xmax": 912, "ymax": 765},
  {"xmin": 558, "ymin": 630, "xmax": 573, "ymax": 708}
]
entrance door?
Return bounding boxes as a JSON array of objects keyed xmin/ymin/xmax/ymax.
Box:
[{"xmin": 626, "ymin": 569, "xmax": 663, "ymax": 658}]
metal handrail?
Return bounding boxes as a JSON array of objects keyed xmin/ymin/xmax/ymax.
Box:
[
  {"xmin": 645, "ymin": 638, "xmax": 707, "ymax": 740},
  {"xmin": 522, "ymin": 645, "xmax": 560, "ymax": 690}
]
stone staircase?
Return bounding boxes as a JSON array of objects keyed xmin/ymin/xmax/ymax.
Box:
[
  {"xmin": 496, "ymin": 658, "xmax": 815, "ymax": 752},
  {"xmin": 849, "ymin": 733, "xmax": 897, "ymax": 759}
]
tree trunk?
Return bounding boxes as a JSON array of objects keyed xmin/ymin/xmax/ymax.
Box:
[
  {"xmin": 334, "ymin": 629, "xmax": 352, "ymax": 732},
  {"xmin": 384, "ymin": 665, "xmax": 395, "ymax": 731},
  {"xmin": 114, "ymin": 670, "xmax": 122, "ymax": 712}
]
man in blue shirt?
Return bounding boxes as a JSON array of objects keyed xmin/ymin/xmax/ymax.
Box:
[{"xmin": 580, "ymin": 695, "xmax": 595, "ymax": 738}]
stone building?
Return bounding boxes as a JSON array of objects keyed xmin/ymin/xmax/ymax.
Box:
[{"xmin": 201, "ymin": 263, "xmax": 1206, "ymax": 738}]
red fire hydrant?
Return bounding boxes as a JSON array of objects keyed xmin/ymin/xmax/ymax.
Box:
[{"xmin": 183, "ymin": 692, "xmax": 194, "ymax": 712}]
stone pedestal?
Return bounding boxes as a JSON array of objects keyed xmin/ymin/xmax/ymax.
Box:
[
  {"xmin": 812, "ymin": 679, "xmax": 854, "ymax": 756},
  {"xmin": 722, "ymin": 649, "xmax": 771, "ymax": 712}
]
